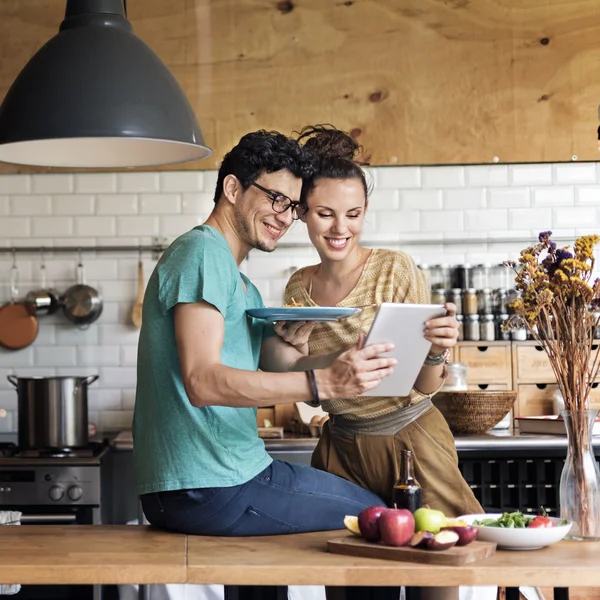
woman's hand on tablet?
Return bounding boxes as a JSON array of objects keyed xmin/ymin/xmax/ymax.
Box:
[{"xmin": 424, "ymin": 302, "xmax": 459, "ymax": 354}]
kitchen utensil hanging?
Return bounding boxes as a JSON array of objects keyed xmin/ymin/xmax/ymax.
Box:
[
  {"xmin": 131, "ymin": 250, "xmax": 144, "ymax": 329},
  {"xmin": 25, "ymin": 249, "xmax": 60, "ymax": 316},
  {"xmin": 61, "ymin": 251, "xmax": 103, "ymax": 328},
  {"xmin": 0, "ymin": 253, "xmax": 39, "ymax": 350}
]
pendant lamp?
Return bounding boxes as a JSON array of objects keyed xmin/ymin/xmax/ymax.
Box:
[{"xmin": 0, "ymin": 0, "xmax": 211, "ymax": 168}]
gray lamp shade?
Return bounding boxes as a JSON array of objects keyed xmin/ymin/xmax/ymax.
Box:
[{"xmin": 0, "ymin": 0, "xmax": 211, "ymax": 168}]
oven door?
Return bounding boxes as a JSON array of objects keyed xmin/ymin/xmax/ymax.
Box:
[{"xmin": 1, "ymin": 505, "xmax": 102, "ymax": 600}]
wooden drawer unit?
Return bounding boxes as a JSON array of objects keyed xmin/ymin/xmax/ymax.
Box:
[
  {"xmin": 457, "ymin": 342, "xmax": 512, "ymax": 385},
  {"xmin": 589, "ymin": 382, "xmax": 600, "ymax": 409},
  {"xmin": 514, "ymin": 343, "xmax": 555, "ymax": 383},
  {"xmin": 516, "ymin": 383, "xmax": 558, "ymax": 417},
  {"xmin": 468, "ymin": 383, "xmax": 510, "ymax": 391}
]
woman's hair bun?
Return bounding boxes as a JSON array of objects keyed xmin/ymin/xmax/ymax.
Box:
[{"xmin": 296, "ymin": 124, "xmax": 363, "ymax": 162}]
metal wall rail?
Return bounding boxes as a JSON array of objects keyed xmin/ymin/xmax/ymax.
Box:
[{"xmin": 0, "ymin": 235, "xmax": 582, "ymax": 255}]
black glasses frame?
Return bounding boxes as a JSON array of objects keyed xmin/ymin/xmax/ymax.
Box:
[{"xmin": 250, "ymin": 181, "xmax": 306, "ymax": 220}]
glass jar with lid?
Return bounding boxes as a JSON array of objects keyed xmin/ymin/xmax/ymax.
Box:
[
  {"xmin": 477, "ymin": 288, "xmax": 493, "ymax": 315},
  {"xmin": 447, "ymin": 288, "xmax": 462, "ymax": 314},
  {"xmin": 464, "ymin": 314, "xmax": 480, "ymax": 341},
  {"xmin": 495, "ymin": 314, "xmax": 511, "ymax": 340},
  {"xmin": 462, "ymin": 289, "xmax": 478, "ymax": 315},
  {"xmin": 457, "ymin": 264, "xmax": 473, "ymax": 290},
  {"xmin": 472, "ymin": 264, "xmax": 491, "ymax": 290},
  {"xmin": 431, "ymin": 288, "xmax": 447, "ymax": 305},
  {"xmin": 429, "ymin": 265, "xmax": 446, "ymax": 290},
  {"xmin": 479, "ymin": 314, "xmax": 495, "ymax": 341},
  {"xmin": 456, "ymin": 314, "xmax": 464, "ymax": 341},
  {"xmin": 441, "ymin": 362, "xmax": 469, "ymax": 391}
]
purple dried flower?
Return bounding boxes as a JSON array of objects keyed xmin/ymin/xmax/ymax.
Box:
[
  {"xmin": 538, "ymin": 230, "xmax": 553, "ymax": 242},
  {"xmin": 556, "ymin": 249, "xmax": 573, "ymax": 263}
]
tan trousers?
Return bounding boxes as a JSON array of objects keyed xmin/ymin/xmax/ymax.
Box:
[{"xmin": 312, "ymin": 406, "xmax": 482, "ymax": 517}]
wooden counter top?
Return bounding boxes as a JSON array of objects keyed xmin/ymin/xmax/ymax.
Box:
[
  {"xmin": 0, "ymin": 525, "xmax": 186, "ymax": 584},
  {"xmin": 2, "ymin": 526, "xmax": 600, "ymax": 589},
  {"xmin": 186, "ymin": 531, "xmax": 600, "ymax": 588}
]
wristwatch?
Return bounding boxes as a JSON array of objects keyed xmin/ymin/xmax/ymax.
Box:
[{"xmin": 424, "ymin": 348, "xmax": 451, "ymax": 366}]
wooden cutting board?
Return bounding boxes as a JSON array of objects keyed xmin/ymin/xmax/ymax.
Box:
[{"xmin": 328, "ymin": 536, "xmax": 496, "ymax": 566}]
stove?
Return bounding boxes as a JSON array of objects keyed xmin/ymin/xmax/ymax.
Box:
[
  {"xmin": 0, "ymin": 441, "xmax": 107, "ymax": 515},
  {"xmin": 0, "ymin": 442, "xmax": 108, "ymax": 600}
]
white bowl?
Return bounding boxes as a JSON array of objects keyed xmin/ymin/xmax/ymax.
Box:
[{"xmin": 460, "ymin": 513, "xmax": 572, "ymax": 550}]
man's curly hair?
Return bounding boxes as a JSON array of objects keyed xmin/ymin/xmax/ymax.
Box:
[{"xmin": 213, "ymin": 130, "xmax": 317, "ymax": 203}]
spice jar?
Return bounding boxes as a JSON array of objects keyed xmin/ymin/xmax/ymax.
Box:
[
  {"xmin": 431, "ymin": 289, "xmax": 446, "ymax": 305},
  {"xmin": 495, "ymin": 314, "xmax": 511, "ymax": 340},
  {"xmin": 442, "ymin": 362, "xmax": 469, "ymax": 391},
  {"xmin": 594, "ymin": 310, "xmax": 600, "ymax": 339},
  {"xmin": 447, "ymin": 288, "xmax": 462, "ymax": 314},
  {"xmin": 479, "ymin": 314, "xmax": 495, "ymax": 341},
  {"xmin": 462, "ymin": 288, "xmax": 478, "ymax": 315},
  {"xmin": 456, "ymin": 264, "xmax": 473, "ymax": 290},
  {"xmin": 493, "ymin": 288, "xmax": 509, "ymax": 314},
  {"xmin": 456, "ymin": 314, "xmax": 464, "ymax": 341},
  {"xmin": 511, "ymin": 327, "xmax": 527, "ymax": 341},
  {"xmin": 464, "ymin": 314, "xmax": 480, "ymax": 341},
  {"xmin": 473, "ymin": 264, "xmax": 491, "ymax": 290},
  {"xmin": 430, "ymin": 265, "xmax": 450, "ymax": 290},
  {"xmin": 477, "ymin": 288, "xmax": 493, "ymax": 315}
]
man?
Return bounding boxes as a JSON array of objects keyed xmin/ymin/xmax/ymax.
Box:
[{"xmin": 133, "ymin": 130, "xmax": 396, "ymax": 536}]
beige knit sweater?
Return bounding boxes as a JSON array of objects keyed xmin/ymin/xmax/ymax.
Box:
[{"xmin": 284, "ymin": 248, "xmax": 435, "ymax": 420}]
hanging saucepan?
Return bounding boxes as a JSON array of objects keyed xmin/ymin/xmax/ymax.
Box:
[
  {"xmin": 25, "ymin": 253, "xmax": 60, "ymax": 317},
  {"xmin": 61, "ymin": 258, "xmax": 103, "ymax": 327},
  {"xmin": 0, "ymin": 259, "xmax": 39, "ymax": 350}
]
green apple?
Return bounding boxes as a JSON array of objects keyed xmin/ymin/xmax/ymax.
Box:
[{"xmin": 413, "ymin": 507, "xmax": 447, "ymax": 534}]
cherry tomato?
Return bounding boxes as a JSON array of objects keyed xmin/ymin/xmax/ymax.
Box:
[{"xmin": 528, "ymin": 515, "xmax": 554, "ymax": 528}]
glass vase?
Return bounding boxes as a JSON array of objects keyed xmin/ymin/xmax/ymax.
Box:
[{"xmin": 559, "ymin": 409, "xmax": 600, "ymax": 540}]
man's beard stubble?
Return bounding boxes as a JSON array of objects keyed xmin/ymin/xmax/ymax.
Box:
[{"xmin": 234, "ymin": 210, "xmax": 276, "ymax": 253}]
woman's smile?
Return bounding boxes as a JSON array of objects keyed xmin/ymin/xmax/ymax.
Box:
[{"xmin": 325, "ymin": 236, "xmax": 350, "ymax": 250}]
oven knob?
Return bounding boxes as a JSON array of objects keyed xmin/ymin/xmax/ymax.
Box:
[
  {"xmin": 67, "ymin": 486, "xmax": 83, "ymax": 501},
  {"xmin": 49, "ymin": 485, "xmax": 64, "ymax": 501}
]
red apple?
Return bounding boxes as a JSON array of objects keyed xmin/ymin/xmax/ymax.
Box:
[
  {"xmin": 409, "ymin": 530, "xmax": 434, "ymax": 549},
  {"xmin": 424, "ymin": 530, "xmax": 459, "ymax": 551},
  {"xmin": 440, "ymin": 525, "xmax": 479, "ymax": 546},
  {"xmin": 378, "ymin": 508, "xmax": 415, "ymax": 547},
  {"xmin": 357, "ymin": 505, "xmax": 387, "ymax": 542}
]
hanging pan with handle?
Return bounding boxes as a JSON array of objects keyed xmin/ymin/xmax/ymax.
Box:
[
  {"xmin": 0, "ymin": 258, "xmax": 39, "ymax": 350},
  {"xmin": 25, "ymin": 251, "xmax": 60, "ymax": 317},
  {"xmin": 61, "ymin": 257, "xmax": 103, "ymax": 328}
]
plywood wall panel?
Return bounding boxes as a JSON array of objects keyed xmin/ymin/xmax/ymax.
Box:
[{"xmin": 1, "ymin": 0, "xmax": 600, "ymax": 172}]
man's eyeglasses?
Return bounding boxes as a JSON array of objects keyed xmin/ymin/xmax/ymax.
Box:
[{"xmin": 250, "ymin": 181, "xmax": 307, "ymax": 220}]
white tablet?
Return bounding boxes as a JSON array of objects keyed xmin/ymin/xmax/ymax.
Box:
[{"xmin": 362, "ymin": 302, "xmax": 447, "ymax": 397}]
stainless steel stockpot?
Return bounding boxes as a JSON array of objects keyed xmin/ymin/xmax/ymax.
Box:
[{"xmin": 7, "ymin": 375, "xmax": 98, "ymax": 449}]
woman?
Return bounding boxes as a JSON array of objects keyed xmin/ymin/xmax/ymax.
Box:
[{"xmin": 277, "ymin": 124, "xmax": 482, "ymax": 518}]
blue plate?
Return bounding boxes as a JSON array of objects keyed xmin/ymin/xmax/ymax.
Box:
[{"xmin": 246, "ymin": 307, "xmax": 361, "ymax": 322}]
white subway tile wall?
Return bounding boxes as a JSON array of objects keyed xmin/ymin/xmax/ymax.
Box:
[{"xmin": 0, "ymin": 164, "xmax": 598, "ymax": 433}]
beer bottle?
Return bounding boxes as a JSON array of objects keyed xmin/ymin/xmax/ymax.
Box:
[{"xmin": 392, "ymin": 449, "xmax": 423, "ymax": 513}]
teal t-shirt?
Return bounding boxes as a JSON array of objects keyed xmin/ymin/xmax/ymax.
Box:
[{"xmin": 133, "ymin": 225, "xmax": 273, "ymax": 494}]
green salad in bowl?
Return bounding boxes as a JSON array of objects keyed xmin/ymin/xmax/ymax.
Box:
[{"xmin": 460, "ymin": 511, "xmax": 572, "ymax": 550}]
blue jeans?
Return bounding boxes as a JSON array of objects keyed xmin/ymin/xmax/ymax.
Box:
[{"xmin": 140, "ymin": 460, "xmax": 384, "ymax": 536}]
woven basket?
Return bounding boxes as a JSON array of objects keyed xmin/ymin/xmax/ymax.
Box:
[{"xmin": 432, "ymin": 390, "xmax": 517, "ymax": 434}]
